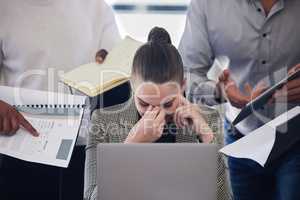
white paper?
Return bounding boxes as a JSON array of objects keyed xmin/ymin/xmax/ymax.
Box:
[
  {"xmin": 207, "ymin": 56, "xmax": 230, "ymax": 82},
  {"xmin": 0, "ymin": 112, "xmax": 83, "ymax": 167},
  {"xmin": 220, "ymin": 106, "xmax": 300, "ymax": 167},
  {"xmin": 0, "ymin": 86, "xmax": 86, "ymax": 167}
]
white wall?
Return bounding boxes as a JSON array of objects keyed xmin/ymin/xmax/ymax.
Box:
[{"xmin": 106, "ymin": 0, "xmax": 189, "ymax": 47}]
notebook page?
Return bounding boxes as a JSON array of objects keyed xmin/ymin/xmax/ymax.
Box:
[
  {"xmin": 62, "ymin": 62, "xmax": 130, "ymax": 96},
  {"xmin": 104, "ymin": 36, "xmax": 143, "ymax": 73}
]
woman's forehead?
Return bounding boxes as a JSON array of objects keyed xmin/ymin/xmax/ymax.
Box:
[{"xmin": 135, "ymin": 82, "xmax": 180, "ymax": 96}]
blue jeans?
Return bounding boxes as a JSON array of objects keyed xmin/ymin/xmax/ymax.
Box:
[{"xmin": 224, "ymin": 120, "xmax": 300, "ymax": 200}]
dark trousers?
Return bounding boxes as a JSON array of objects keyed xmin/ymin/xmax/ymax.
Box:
[
  {"xmin": 0, "ymin": 146, "xmax": 85, "ymax": 200},
  {"xmin": 225, "ymin": 120, "xmax": 300, "ymax": 200}
]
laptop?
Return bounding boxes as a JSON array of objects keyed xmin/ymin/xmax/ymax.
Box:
[{"xmin": 97, "ymin": 143, "xmax": 217, "ymax": 200}]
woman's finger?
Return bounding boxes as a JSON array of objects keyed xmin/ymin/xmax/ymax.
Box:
[
  {"xmin": 174, "ymin": 107, "xmax": 183, "ymax": 128},
  {"xmin": 155, "ymin": 109, "xmax": 166, "ymax": 124},
  {"xmin": 143, "ymin": 106, "xmax": 154, "ymax": 118},
  {"xmin": 147, "ymin": 107, "xmax": 160, "ymax": 119},
  {"xmin": 179, "ymin": 95, "xmax": 189, "ymax": 106},
  {"xmin": 178, "ymin": 111, "xmax": 193, "ymax": 127},
  {"xmin": 176, "ymin": 107, "xmax": 189, "ymax": 128}
]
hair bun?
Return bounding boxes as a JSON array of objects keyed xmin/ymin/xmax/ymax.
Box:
[{"xmin": 147, "ymin": 27, "xmax": 172, "ymax": 45}]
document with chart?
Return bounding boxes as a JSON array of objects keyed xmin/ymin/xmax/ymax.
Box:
[{"xmin": 0, "ymin": 86, "xmax": 86, "ymax": 168}]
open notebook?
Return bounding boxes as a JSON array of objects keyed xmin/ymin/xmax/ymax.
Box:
[
  {"xmin": 0, "ymin": 86, "xmax": 86, "ymax": 168},
  {"xmin": 61, "ymin": 37, "xmax": 143, "ymax": 97}
]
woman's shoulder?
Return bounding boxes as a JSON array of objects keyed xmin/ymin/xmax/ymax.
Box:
[{"xmin": 91, "ymin": 98, "xmax": 138, "ymax": 125}]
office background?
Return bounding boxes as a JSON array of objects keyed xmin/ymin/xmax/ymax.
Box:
[{"xmin": 106, "ymin": 0, "xmax": 189, "ymax": 46}]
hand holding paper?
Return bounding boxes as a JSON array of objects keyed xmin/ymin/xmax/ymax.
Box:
[{"xmin": 207, "ymin": 56, "xmax": 230, "ymax": 82}]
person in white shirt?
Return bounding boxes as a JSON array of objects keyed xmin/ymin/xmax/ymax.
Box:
[{"xmin": 0, "ymin": 1, "xmax": 120, "ymax": 200}]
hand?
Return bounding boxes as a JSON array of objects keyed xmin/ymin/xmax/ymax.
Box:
[
  {"xmin": 218, "ymin": 69, "xmax": 268, "ymax": 108},
  {"xmin": 125, "ymin": 106, "xmax": 166, "ymax": 143},
  {"xmin": 271, "ymin": 64, "xmax": 300, "ymax": 103},
  {"xmin": 0, "ymin": 100, "xmax": 39, "ymax": 136},
  {"xmin": 174, "ymin": 96, "xmax": 214, "ymax": 143},
  {"xmin": 95, "ymin": 49, "xmax": 108, "ymax": 64}
]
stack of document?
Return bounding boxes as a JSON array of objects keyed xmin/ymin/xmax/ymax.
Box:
[
  {"xmin": 0, "ymin": 86, "xmax": 86, "ymax": 168},
  {"xmin": 61, "ymin": 36, "xmax": 143, "ymax": 97}
]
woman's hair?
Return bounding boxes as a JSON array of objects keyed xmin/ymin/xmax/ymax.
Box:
[{"xmin": 131, "ymin": 27, "xmax": 184, "ymax": 84}]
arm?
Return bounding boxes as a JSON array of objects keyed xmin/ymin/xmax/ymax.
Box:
[
  {"xmin": 97, "ymin": 1, "xmax": 121, "ymax": 52},
  {"xmin": 94, "ymin": 1, "xmax": 121, "ymax": 63},
  {"xmin": 179, "ymin": 0, "xmax": 220, "ymax": 106}
]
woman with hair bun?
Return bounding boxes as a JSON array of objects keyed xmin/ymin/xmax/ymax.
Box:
[{"xmin": 85, "ymin": 27, "xmax": 229, "ymax": 200}]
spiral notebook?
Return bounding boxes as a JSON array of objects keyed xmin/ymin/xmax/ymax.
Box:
[{"xmin": 0, "ymin": 86, "xmax": 86, "ymax": 167}]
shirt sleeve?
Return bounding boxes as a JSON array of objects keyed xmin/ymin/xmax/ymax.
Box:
[
  {"xmin": 97, "ymin": 1, "xmax": 121, "ymax": 52},
  {"xmin": 178, "ymin": 0, "xmax": 219, "ymax": 106}
]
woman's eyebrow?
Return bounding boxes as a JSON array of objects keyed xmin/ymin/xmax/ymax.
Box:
[
  {"xmin": 137, "ymin": 97, "xmax": 149, "ymax": 104},
  {"xmin": 162, "ymin": 97, "xmax": 176, "ymax": 105}
]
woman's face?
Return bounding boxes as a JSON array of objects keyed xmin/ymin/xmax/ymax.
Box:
[{"xmin": 132, "ymin": 80, "xmax": 186, "ymax": 120}]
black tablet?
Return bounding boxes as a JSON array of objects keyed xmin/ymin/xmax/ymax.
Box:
[{"xmin": 232, "ymin": 69, "xmax": 300, "ymax": 125}]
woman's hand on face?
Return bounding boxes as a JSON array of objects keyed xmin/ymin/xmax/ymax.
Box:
[
  {"xmin": 174, "ymin": 96, "xmax": 214, "ymax": 143},
  {"xmin": 125, "ymin": 106, "xmax": 166, "ymax": 143},
  {"xmin": 0, "ymin": 100, "xmax": 39, "ymax": 136}
]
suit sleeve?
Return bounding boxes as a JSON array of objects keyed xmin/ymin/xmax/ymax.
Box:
[{"xmin": 178, "ymin": 0, "xmax": 220, "ymax": 106}]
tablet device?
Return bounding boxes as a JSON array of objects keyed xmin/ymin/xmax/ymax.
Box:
[{"xmin": 232, "ymin": 69, "xmax": 300, "ymax": 125}]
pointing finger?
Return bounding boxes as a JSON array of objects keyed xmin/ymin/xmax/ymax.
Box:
[{"xmin": 17, "ymin": 113, "xmax": 39, "ymax": 137}]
